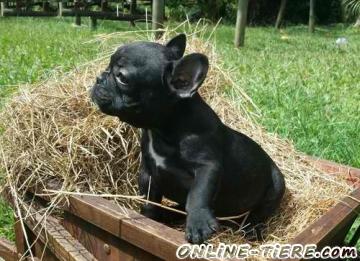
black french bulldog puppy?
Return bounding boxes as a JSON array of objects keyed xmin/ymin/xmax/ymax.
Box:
[{"xmin": 91, "ymin": 34, "xmax": 285, "ymax": 244}]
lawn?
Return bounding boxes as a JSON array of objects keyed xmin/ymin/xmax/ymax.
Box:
[
  {"xmin": 0, "ymin": 17, "xmax": 138, "ymax": 106},
  {"xmin": 214, "ymin": 24, "xmax": 360, "ymax": 168},
  {"xmin": 0, "ymin": 18, "xmax": 359, "ymax": 241}
]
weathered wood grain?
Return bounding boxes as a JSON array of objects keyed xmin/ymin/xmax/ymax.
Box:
[
  {"xmin": 65, "ymin": 195, "xmax": 216, "ymax": 261},
  {"xmin": 22, "ymin": 201, "xmax": 97, "ymax": 261},
  {"xmin": 308, "ymin": 157, "xmax": 360, "ymax": 186},
  {"xmin": 0, "ymin": 237, "xmax": 18, "ymax": 261},
  {"xmin": 63, "ymin": 212, "xmax": 161, "ymax": 261}
]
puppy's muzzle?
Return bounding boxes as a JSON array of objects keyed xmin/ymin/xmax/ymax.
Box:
[{"xmin": 91, "ymin": 84, "xmax": 112, "ymax": 106}]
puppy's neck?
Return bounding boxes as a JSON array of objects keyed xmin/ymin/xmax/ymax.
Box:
[{"xmin": 146, "ymin": 93, "xmax": 219, "ymax": 141}]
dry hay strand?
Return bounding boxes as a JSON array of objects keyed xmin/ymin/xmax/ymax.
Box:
[{"xmin": 0, "ymin": 24, "xmax": 352, "ymax": 249}]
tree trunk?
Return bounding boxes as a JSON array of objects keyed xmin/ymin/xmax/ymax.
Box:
[
  {"xmin": 275, "ymin": 0, "xmax": 287, "ymax": 29},
  {"xmin": 130, "ymin": 0, "xmax": 137, "ymax": 15},
  {"xmin": 91, "ymin": 17, "xmax": 97, "ymax": 30},
  {"xmin": 309, "ymin": 0, "xmax": 316, "ymax": 33},
  {"xmin": 0, "ymin": 2, "xmax": 4, "ymax": 17},
  {"xmin": 234, "ymin": 0, "xmax": 249, "ymax": 47},
  {"xmin": 101, "ymin": 0, "xmax": 108, "ymax": 12},
  {"xmin": 208, "ymin": 0, "xmax": 219, "ymax": 21},
  {"xmin": 75, "ymin": 0, "xmax": 81, "ymax": 26},
  {"xmin": 355, "ymin": 16, "xmax": 360, "ymax": 27},
  {"xmin": 152, "ymin": 0, "xmax": 164, "ymax": 39}
]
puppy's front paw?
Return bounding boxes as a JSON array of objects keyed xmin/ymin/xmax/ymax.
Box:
[{"xmin": 185, "ymin": 209, "xmax": 218, "ymax": 244}]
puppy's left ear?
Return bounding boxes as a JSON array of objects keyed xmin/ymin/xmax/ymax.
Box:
[
  {"xmin": 166, "ymin": 34, "xmax": 186, "ymax": 60},
  {"xmin": 164, "ymin": 53, "xmax": 209, "ymax": 98}
]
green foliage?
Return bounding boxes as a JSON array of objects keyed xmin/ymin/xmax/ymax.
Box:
[
  {"xmin": 0, "ymin": 169, "xmax": 13, "ymax": 241},
  {"xmin": 342, "ymin": 0, "xmax": 360, "ymax": 17},
  {"xmin": 166, "ymin": 0, "xmax": 230, "ymax": 22},
  {"xmin": 166, "ymin": 0, "xmax": 344, "ymax": 25},
  {"xmin": 0, "ymin": 198, "xmax": 14, "ymax": 241},
  {"xmin": 166, "ymin": 0, "xmax": 190, "ymax": 20}
]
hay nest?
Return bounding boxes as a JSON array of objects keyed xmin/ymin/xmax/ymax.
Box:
[{"xmin": 0, "ymin": 27, "xmax": 352, "ymax": 247}]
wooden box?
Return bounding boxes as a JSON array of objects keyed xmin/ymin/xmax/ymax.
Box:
[{"xmin": 1, "ymin": 158, "xmax": 360, "ymax": 261}]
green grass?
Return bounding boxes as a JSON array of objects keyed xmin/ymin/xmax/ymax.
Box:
[
  {"xmin": 0, "ymin": 18, "xmax": 359, "ymax": 241},
  {"xmin": 213, "ymin": 24, "xmax": 360, "ymax": 168},
  {"xmin": 0, "ymin": 17, "xmax": 140, "ymax": 105},
  {"xmin": 0, "ymin": 199, "xmax": 14, "ymax": 241}
]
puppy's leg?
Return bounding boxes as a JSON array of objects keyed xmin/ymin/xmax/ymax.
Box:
[
  {"xmin": 138, "ymin": 160, "xmax": 163, "ymax": 221},
  {"xmin": 185, "ymin": 162, "xmax": 220, "ymax": 244},
  {"xmin": 159, "ymin": 204, "xmax": 187, "ymax": 225},
  {"xmin": 246, "ymin": 164, "xmax": 285, "ymax": 240},
  {"xmin": 138, "ymin": 162, "xmax": 186, "ymax": 224}
]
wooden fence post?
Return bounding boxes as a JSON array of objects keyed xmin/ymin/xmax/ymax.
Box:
[
  {"xmin": 309, "ymin": 0, "xmax": 316, "ymax": 33},
  {"xmin": 152, "ymin": 0, "xmax": 164, "ymax": 39},
  {"xmin": 275, "ymin": 0, "xmax": 287, "ymax": 29},
  {"xmin": 75, "ymin": 0, "xmax": 81, "ymax": 26},
  {"xmin": 43, "ymin": 1, "xmax": 50, "ymax": 12},
  {"xmin": 0, "ymin": 2, "xmax": 4, "ymax": 17},
  {"xmin": 14, "ymin": 218, "xmax": 26, "ymax": 259},
  {"xmin": 15, "ymin": 0, "xmax": 21, "ymax": 11},
  {"xmin": 58, "ymin": 1, "xmax": 63, "ymax": 17},
  {"xmin": 130, "ymin": 0, "xmax": 137, "ymax": 14},
  {"xmin": 91, "ymin": 17, "xmax": 97, "ymax": 30},
  {"xmin": 355, "ymin": 16, "xmax": 360, "ymax": 27},
  {"xmin": 101, "ymin": 0, "xmax": 108, "ymax": 12},
  {"xmin": 234, "ymin": 0, "xmax": 249, "ymax": 47},
  {"xmin": 75, "ymin": 15, "xmax": 81, "ymax": 26}
]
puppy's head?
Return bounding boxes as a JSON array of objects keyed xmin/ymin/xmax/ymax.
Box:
[{"xmin": 91, "ymin": 34, "xmax": 209, "ymax": 128}]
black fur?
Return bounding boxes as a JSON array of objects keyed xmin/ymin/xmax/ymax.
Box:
[{"xmin": 91, "ymin": 34, "xmax": 285, "ymax": 244}]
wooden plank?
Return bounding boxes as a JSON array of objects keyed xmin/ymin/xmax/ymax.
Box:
[
  {"xmin": 0, "ymin": 238, "xmax": 18, "ymax": 261},
  {"xmin": 1, "ymin": 190, "xmax": 28, "ymax": 259},
  {"xmin": 63, "ymin": 212, "xmax": 160, "ymax": 261},
  {"xmin": 65, "ymin": 195, "xmax": 217, "ymax": 261},
  {"xmin": 33, "ymin": 239, "xmax": 59, "ymax": 261},
  {"xmin": 3, "ymin": 10, "xmax": 58, "ymax": 16},
  {"xmin": 308, "ymin": 157, "xmax": 360, "ymax": 186},
  {"xmin": 27, "ymin": 223, "xmax": 58, "ymax": 261},
  {"xmin": 14, "ymin": 217, "xmax": 26, "ymax": 257},
  {"xmin": 21, "ymin": 201, "xmax": 97, "ymax": 261},
  {"xmin": 26, "ymin": 185, "xmax": 214, "ymax": 261},
  {"xmin": 285, "ymin": 187, "xmax": 360, "ymax": 261},
  {"xmin": 2, "ymin": 10, "xmax": 148, "ymax": 22}
]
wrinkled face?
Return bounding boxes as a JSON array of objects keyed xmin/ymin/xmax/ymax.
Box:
[{"xmin": 91, "ymin": 34, "xmax": 209, "ymax": 128}]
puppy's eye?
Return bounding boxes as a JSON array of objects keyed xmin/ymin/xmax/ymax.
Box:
[{"xmin": 116, "ymin": 72, "xmax": 129, "ymax": 86}]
